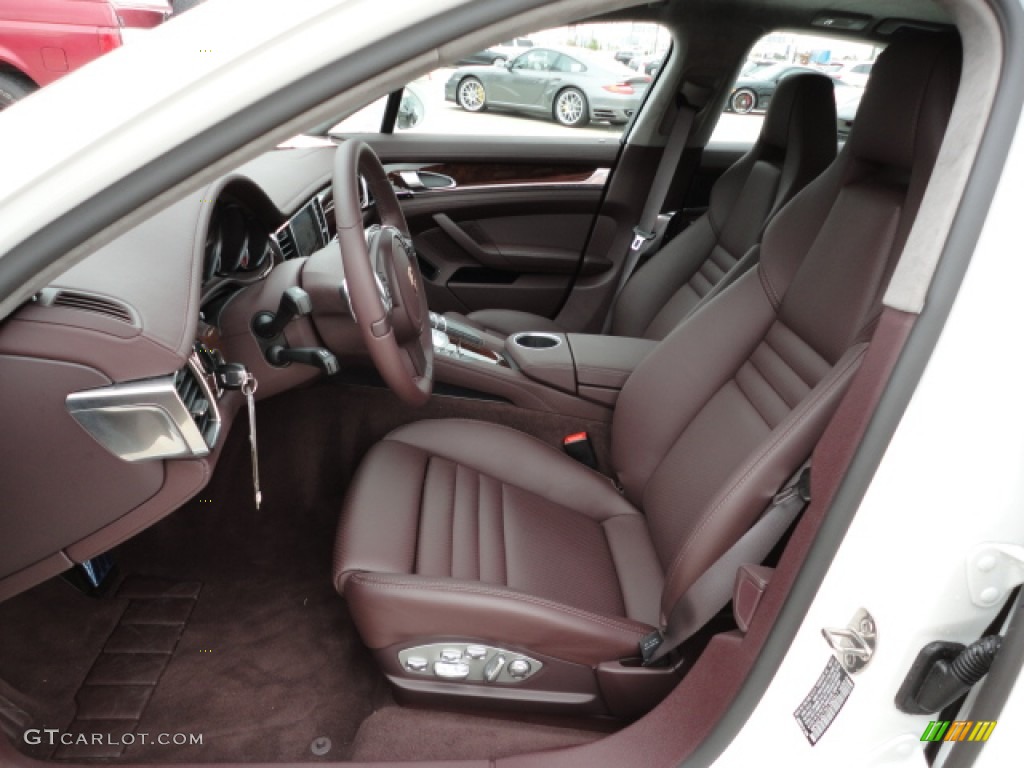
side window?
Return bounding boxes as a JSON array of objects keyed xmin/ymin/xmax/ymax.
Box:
[
  {"xmin": 513, "ymin": 50, "xmax": 553, "ymax": 72},
  {"xmin": 554, "ymin": 55, "xmax": 586, "ymax": 74},
  {"xmin": 710, "ymin": 30, "xmax": 881, "ymax": 145},
  {"xmin": 331, "ymin": 21, "xmax": 668, "ymax": 138}
]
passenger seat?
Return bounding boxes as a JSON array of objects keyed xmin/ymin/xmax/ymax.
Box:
[{"xmin": 447, "ymin": 71, "xmax": 838, "ymax": 340}]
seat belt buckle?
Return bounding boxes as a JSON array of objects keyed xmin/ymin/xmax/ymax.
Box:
[
  {"xmin": 631, "ymin": 227, "xmax": 656, "ymax": 252},
  {"xmin": 639, "ymin": 629, "xmax": 665, "ymax": 666},
  {"xmin": 563, "ymin": 431, "xmax": 598, "ymax": 470}
]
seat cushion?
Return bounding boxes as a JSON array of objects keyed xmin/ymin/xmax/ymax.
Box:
[
  {"xmin": 459, "ymin": 309, "xmax": 564, "ymax": 337},
  {"xmin": 334, "ymin": 420, "xmax": 664, "ymax": 665}
]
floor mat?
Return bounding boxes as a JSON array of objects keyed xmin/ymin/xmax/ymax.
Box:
[
  {"xmin": 0, "ymin": 579, "xmax": 127, "ymax": 761},
  {"xmin": 349, "ymin": 707, "xmax": 608, "ymax": 763},
  {"xmin": 53, "ymin": 577, "xmax": 200, "ymax": 761}
]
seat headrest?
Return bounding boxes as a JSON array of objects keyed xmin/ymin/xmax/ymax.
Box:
[
  {"xmin": 849, "ymin": 33, "xmax": 961, "ymax": 171},
  {"xmin": 759, "ymin": 72, "xmax": 837, "ymax": 151}
]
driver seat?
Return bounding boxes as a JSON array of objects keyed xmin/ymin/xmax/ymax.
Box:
[{"xmin": 334, "ymin": 34, "xmax": 959, "ymax": 714}]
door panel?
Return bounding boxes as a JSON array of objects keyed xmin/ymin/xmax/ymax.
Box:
[
  {"xmin": 363, "ymin": 135, "xmax": 749, "ymax": 325},
  {"xmin": 368, "ymin": 135, "xmax": 620, "ymax": 318}
]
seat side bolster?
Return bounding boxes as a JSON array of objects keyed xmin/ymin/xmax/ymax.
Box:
[
  {"xmin": 659, "ymin": 342, "xmax": 868, "ymax": 618},
  {"xmin": 333, "ymin": 439, "xmax": 428, "ymax": 593},
  {"xmin": 345, "ymin": 572, "xmax": 653, "ymax": 666}
]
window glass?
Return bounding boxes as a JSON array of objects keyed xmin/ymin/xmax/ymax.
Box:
[
  {"xmin": 331, "ymin": 22, "xmax": 669, "ymax": 139},
  {"xmin": 710, "ymin": 31, "xmax": 882, "ymax": 145}
]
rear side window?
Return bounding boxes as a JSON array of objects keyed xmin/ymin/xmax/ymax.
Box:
[{"xmin": 710, "ymin": 30, "xmax": 881, "ymax": 145}]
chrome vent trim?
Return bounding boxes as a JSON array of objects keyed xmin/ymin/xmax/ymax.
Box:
[
  {"xmin": 274, "ymin": 225, "xmax": 298, "ymax": 260},
  {"xmin": 312, "ymin": 196, "xmax": 330, "ymax": 244},
  {"xmin": 358, "ymin": 175, "xmax": 373, "ymax": 210},
  {"xmin": 66, "ymin": 353, "xmax": 221, "ymax": 463},
  {"xmin": 174, "ymin": 357, "xmax": 217, "ymax": 447},
  {"xmin": 45, "ymin": 289, "xmax": 136, "ymax": 325}
]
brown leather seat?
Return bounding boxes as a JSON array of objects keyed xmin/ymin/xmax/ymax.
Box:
[
  {"xmin": 335, "ymin": 34, "xmax": 960, "ymax": 710},
  {"xmin": 450, "ymin": 71, "xmax": 839, "ymax": 341}
]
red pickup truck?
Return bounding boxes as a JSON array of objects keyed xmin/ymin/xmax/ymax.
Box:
[{"xmin": 0, "ymin": 0, "xmax": 170, "ymax": 110}]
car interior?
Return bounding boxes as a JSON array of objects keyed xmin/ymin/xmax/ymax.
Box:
[{"xmin": 0, "ymin": 0, "xmax": 999, "ymax": 764}]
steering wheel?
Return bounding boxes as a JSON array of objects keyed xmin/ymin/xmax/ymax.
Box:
[{"xmin": 333, "ymin": 140, "xmax": 433, "ymax": 405}]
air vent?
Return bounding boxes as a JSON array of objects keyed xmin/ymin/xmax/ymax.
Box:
[
  {"xmin": 174, "ymin": 365, "xmax": 214, "ymax": 446},
  {"xmin": 322, "ymin": 193, "xmax": 335, "ymax": 219},
  {"xmin": 52, "ymin": 290, "xmax": 134, "ymax": 324},
  {"xmin": 275, "ymin": 226, "xmax": 298, "ymax": 260}
]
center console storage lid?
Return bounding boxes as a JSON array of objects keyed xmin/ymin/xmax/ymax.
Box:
[
  {"xmin": 568, "ymin": 334, "xmax": 658, "ymax": 391},
  {"xmin": 504, "ymin": 332, "xmax": 659, "ymax": 407}
]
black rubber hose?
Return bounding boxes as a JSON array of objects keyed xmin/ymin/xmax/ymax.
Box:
[{"xmin": 950, "ymin": 635, "xmax": 1002, "ymax": 685}]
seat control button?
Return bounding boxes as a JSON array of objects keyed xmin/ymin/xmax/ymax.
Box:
[
  {"xmin": 483, "ymin": 654, "xmax": 506, "ymax": 682},
  {"xmin": 433, "ymin": 661, "xmax": 470, "ymax": 680},
  {"xmin": 440, "ymin": 648, "xmax": 464, "ymax": 662},
  {"xmin": 465, "ymin": 645, "xmax": 488, "ymax": 660},
  {"xmin": 405, "ymin": 656, "xmax": 428, "ymax": 672},
  {"xmin": 507, "ymin": 659, "xmax": 531, "ymax": 679}
]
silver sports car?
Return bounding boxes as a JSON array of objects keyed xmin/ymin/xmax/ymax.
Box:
[{"xmin": 444, "ymin": 46, "xmax": 652, "ymax": 127}]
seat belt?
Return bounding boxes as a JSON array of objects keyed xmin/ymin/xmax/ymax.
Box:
[
  {"xmin": 640, "ymin": 464, "xmax": 812, "ymax": 667},
  {"xmin": 601, "ymin": 94, "xmax": 698, "ymax": 334}
]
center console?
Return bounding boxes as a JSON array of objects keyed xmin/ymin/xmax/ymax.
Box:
[{"xmin": 429, "ymin": 313, "xmax": 657, "ymax": 418}]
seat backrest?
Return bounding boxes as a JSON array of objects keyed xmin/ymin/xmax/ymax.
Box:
[
  {"xmin": 609, "ymin": 33, "xmax": 961, "ymax": 620},
  {"xmin": 609, "ymin": 72, "xmax": 838, "ymax": 340}
]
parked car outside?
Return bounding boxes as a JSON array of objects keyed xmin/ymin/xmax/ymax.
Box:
[
  {"xmin": 109, "ymin": 0, "xmax": 171, "ymax": 29},
  {"xmin": 445, "ymin": 45, "xmax": 651, "ymax": 127},
  {"xmin": 490, "ymin": 37, "xmax": 534, "ymax": 64},
  {"xmin": 740, "ymin": 58, "xmax": 775, "ymax": 76},
  {"xmin": 831, "ymin": 59, "xmax": 874, "ymax": 87},
  {"xmin": 454, "ymin": 48, "xmax": 508, "ymax": 67},
  {"xmin": 725, "ymin": 62, "xmax": 823, "ymax": 113},
  {"xmin": 836, "ymin": 85, "xmax": 864, "ymax": 140},
  {"xmin": 613, "ymin": 48, "xmax": 638, "ymax": 65},
  {"xmin": 457, "ymin": 38, "xmax": 534, "ymax": 68},
  {"xmin": 628, "ymin": 51, "xmax": 666, "ymax": 76},
  {"xmin": 0, "ymin": 0, "xmax": 170, "ymax": 110}
]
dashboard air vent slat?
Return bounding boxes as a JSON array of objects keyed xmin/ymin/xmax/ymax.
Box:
[
  {"xmin": 52, "ymin": 291, "xmax": 134, "ymax": 324},
  {"xmin": 175, "ymin": 366, "xmax": 212, "ymax": 445},
  {"xmin": 276, "ymin": 227, "xmax": 298, "ymax": 260}
]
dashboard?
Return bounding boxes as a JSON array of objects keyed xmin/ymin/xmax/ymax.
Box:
[
  {"xmin": 201, "ymin": 184, "xmax": 336, "ymax": 315},
  {"xmin": 0, "ymin": 144, "xmax": 353, "ymax": 602}
]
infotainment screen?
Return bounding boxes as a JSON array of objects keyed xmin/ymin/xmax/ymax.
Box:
[{"xmin": 290, "ymin": 203, "xmax": 322, "ymax": 258}]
